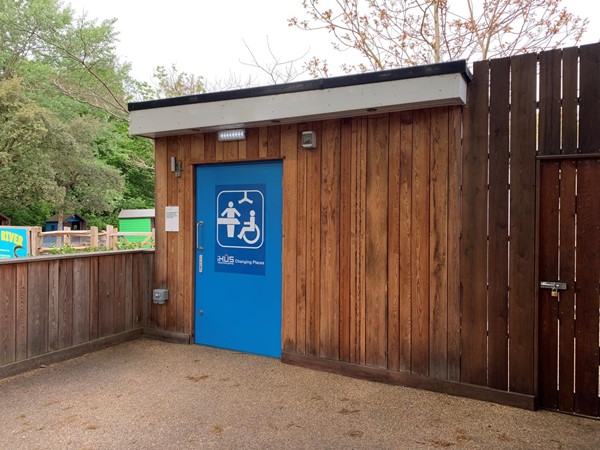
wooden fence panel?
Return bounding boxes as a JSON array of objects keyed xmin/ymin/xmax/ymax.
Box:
[
  {"xmin": 487, "ymin": 57, "xmax": 510, "ymax": 390},
  {"xmin": 1, "ymin": 252, "xmax": 154, "ymax": 370},
  {"xmin": 365, "ymin": 115, "xmax": 389, "ymax": 368},
  {"xmin": 574, "ymin": 160, "xmax": 600, "ymax": 417},
  {"xmin": 508, "ymin": 52, "xmax": 537, "ymax": 396},
  {"xmin": 0, "ymin": 265, "xmax": 16, "ymax": 364},
  {"xmin": 539, "ymin": 50, "xmax": 561, "ymax": 156},
  {"xmin": 460, "ymin": 60, "xmax": 489, "ymax": 386},
  {"xmin": 562, "ymin": 47, "xmax": 579, "ymax": 154},
  {"xmin": 557, "ymin": 161, "xmax": 576, "ymax": 412},
  {"xmin": 579, "ymin": 44, "xmax": 600, "ymax": 153}
]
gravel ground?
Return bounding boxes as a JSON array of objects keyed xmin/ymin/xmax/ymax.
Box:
[{"xmin": 0, "ymin": 338, "xmax": 598, "ymax": 450}]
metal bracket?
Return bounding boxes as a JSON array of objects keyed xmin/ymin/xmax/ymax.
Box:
[{"xmin": 539, "ymin": 281, "xmax": 567, "ymax": 291}]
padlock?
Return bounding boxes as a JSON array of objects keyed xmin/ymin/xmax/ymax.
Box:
[{"xmin": 551, "ymin": 288, "xmax": 558, "ymax": 297}]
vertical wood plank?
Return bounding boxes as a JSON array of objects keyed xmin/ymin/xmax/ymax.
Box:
[
  {"xmin": 578, "ymin": 44, "xmax": 600, "ymax": 153},
  {"xmin": 365, "ymin": 114, "xmax": 389, "ymax": 368},
  {"xmin": 27, "ymin": 261, "xmax": 48, "ymax": 358},
  {"xmin": 320, "ymin": 119, "xmax": 341, "ymax": 360},
  {"xmin": 58, "ymin": 259, "xmax": 73, "ymax": 350},
  {"xmin": 557, "ymin": 160, "xmax": 576, "ymax": 412},
  {"xmin": 399, "ymin": 111, "xmax": 413, "ymax": 372},
  {"xmin": 538, "ymin": 50, "xmax": 561, "ymax": 155},
  {"xmin": 259, "ymin": 127, "xmax": 269, "ymax": 158},
  {"xmin": 114, "ymin": 254, "xmax": 126, "ymax": 333},
  {"xmin": 165, "ymin": 137, "xmax": 179, "ymax": 331},
  {"xmin": 574, "ymin": 159, "xmax": 600, "ymax": 417},
  {"xmin": 295, "ymin": 123, "xmax": 308, "ymax": 355},
  {"xmin": 561, "ymin": 47, "xmax": 578, "ymax": 154},
  {"xmin": 47, "ymin": 260, "xmax": 59, "ymax": 352},
  {"xmin": 339, "ymin": 118, "xmax": 353, "ymax": 363},
  {"xmin": 98, "ymin": 256, "xmax": 115, "ymax": 337},
  {"xmin": 72, "ymin": 258, "xmax": 90, "ymax": 346},
  {"xmin": 282, "ymin": 123, "xmax": 298, "ymax": 353},
  {"xmin": 306, "ymin": 122, "xmax": 322, "ymax": 356},
  {"xmin": 89, "ymin": 257, "xmax": 99, "ymax": 339},
  {"xmin": 215, "ymin": 136, "xmax": 224, "ymax": 161},
  {"xmin": 175, "ymin": 136, "xmax": 188, "ymax": 333},
  {"xmin": 411, "ymin": 109, "xmax": 430, "ymax": 376},
  {"xmin": 204, "ymin": 133, "xmax": 216, "ymax": 162},
  {"xmin": 508, "ymin": 53, "xmax": 537, "ymax": 395},
  {"xmin": 0, "ymin": 265, "xmax": 16, "ymax": 365},
  {"xmin": 447, "ymin": 107, "xmax": 462, "ymax": 382},
  {"xmin": 460, "ymin": 60, "xmax": 489, "ymax": 386},
  {"xmin": 182, "ymin": 135, "xmax": 193, "ymax": 335},
  {"xmin": 154, "ymin": 138, "xmax": 168, "ymax": 330},
  {"xmin": 15, "ymin": 264, "xmax": 27, "ymax": 361},
  {"xmin": 124, "ymin": 253, "xmax": 134, "ymax": 331},
  {"xmin": 487, "ymin": 57, "xmax": 510, "ymax": 390},
  {"xmin": 429, "ymin": 108, "xmax": 449, "ymax": 380},
  {"xmin": 223, "ymin": 140, "xmax": 238, "ymax": 161},
  {"xmin": 538, "ymin": 162, "xmax": 560, "ymax": 409},
  {"xmin": 387, "ymin": 112, "xmax": 401, "ymax": 371},
  {"xmin": 350, "ymin": 118, "xmax": 367, "ymax": 365},
  {"xmin": 268, "ymin": 125, "xmax": 281, "ymax": 158},
  {"xmin": 191, "ymin": 133, "xmax": 205, "ymax": 162},
  {"xmin": 245, "ymin": 128, "xmax": 260, "ymax": 160}
]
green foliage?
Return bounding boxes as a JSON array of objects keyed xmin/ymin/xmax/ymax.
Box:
[
  {"xmin": 46, "ymin": 239, "xmax": 153, "ymax": 255},
  {"xmin": 0, "ymin": 0, "xmax": 156, "ymax": 228}
]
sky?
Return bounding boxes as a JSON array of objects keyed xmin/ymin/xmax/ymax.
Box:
[{"xmin": 68, "ymin": 0, "xmax": 600, "ymax": 88}]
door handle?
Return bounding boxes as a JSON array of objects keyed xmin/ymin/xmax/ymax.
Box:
[{"xmin": 196, "ymin": 220, "xmax": 204, "ymax": 251}]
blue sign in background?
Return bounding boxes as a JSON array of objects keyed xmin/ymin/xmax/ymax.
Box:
[
  {"xmin": 0, "ymin": 227, "xmax": 29, "ymax": 259},
  {"xmin": 215, "ymin": 184, "xmax": 266, "ymax": 275}
]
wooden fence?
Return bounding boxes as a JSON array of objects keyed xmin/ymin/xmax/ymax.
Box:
[
  {"xmin": 27, "ymin": 226, "xmax": 155, "ymax": 255},
  {"xmin": 0, "ymin": 251, "xmax": 154, "ymax": 378},
  {"xmin": 460, "ymin": 43, "xmax": 600, "ymax": 414}
]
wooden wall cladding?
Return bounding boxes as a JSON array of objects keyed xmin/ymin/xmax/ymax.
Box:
[
  {"xmin": 154, "ymin": 107, "xmax": 462, "ymax": 380},
  {"xmin": 0, "ymin": 252, "xmax": 153, "ymax": 368}
]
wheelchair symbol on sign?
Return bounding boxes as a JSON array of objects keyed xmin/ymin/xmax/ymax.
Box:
[{"xmin": 216, "ymin": 189, "xmax": 264, "ymax": 249}]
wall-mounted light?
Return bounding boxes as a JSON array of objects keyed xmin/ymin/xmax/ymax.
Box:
[
  {"xmin": 217, "ymin": 129, "xmax": 246, "ymax": 141},
  {"xmin": 301, "ymin": 131, "xmax": 317, "ymax": 149},
  {"xmin": 170, "ymin": 156, "xmax": 182, "ymax": 178}
]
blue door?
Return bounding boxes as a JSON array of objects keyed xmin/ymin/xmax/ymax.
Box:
[{"xmin": 194, "ymin": 161, "xmax": 282, "ymax": 357}]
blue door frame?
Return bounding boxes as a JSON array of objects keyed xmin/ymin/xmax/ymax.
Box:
[{"xmin": 194, "ymin": 161, "xmax": 283, "ymax": 357}]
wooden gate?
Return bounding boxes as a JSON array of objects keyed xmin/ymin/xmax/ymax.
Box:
[{"xmin": 539, "ymin": 157, "xmax": 600, "ymax": 418}]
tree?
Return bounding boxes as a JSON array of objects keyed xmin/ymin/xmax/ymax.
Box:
[{"xmin": 289, "ymin": 0, "xmax": 588, "ymax": 75}]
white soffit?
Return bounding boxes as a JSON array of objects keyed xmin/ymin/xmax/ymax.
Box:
[{"xmin": 130, "ymin": 73, "xmax": 467, "ymax": 138}]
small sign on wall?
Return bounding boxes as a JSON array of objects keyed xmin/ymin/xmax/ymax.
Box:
[
  {"xmin": 0, "ymin": 227, "xmax": 29, "ymax": 259},
  {"xmin": 165, "ymin": 206, "xmax": 179, "ymax": 232}
]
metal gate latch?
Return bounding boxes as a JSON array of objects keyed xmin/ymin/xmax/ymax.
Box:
[{"xmin": 540, "ymin": 281, "xmax": 567, "ymax": 297}]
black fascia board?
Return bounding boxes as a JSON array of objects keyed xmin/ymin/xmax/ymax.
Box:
[{"xmin": 128, "ymin": 60, "xmax": 472, "ymax": 112}]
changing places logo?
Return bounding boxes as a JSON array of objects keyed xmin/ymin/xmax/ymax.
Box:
[{"xmin": 216, "ymin": 254, "xmax": 234, "ymax": 265}]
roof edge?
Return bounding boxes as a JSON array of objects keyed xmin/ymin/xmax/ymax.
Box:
[{"xmin": 128, "ymin": 60, "xmax": 471, "ymax": 112}]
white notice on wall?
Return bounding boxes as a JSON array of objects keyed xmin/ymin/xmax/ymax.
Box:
[{"xmin": 165, "ymin": 206, "xmax": 179, "ymax": 232}]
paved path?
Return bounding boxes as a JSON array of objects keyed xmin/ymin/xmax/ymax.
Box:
[{"xmin": 1, "ymin": 339, "xmax": 598, "ymax": 449}]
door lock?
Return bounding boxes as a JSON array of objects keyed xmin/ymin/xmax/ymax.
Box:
[{"xmin": 540, "ymin": 281, "xmax": 567, "ymax": 297}]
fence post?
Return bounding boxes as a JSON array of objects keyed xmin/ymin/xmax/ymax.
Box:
[
  {"xmin": 63, "ymin": 226, "xmax": 71, "ymax": 246},
  {"xmin": 90, "ymin": 226, "xmax": 99, "ymax": 248},
  {"xmin": 106, "ymin": 225, "xmax": 115, "ymax": 249},
  {"xmin": 30, "ymin": 226, "xmax": 42, "ymax": 256}
]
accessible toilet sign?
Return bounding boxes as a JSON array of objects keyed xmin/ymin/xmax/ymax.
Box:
[{"xmin": 215, "ymin": 184, "xmax": 266, "ymax": 275}]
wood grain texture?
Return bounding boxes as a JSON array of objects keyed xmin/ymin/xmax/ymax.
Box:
[
  {"xmin": 460, "ymin": 60, "xmax": 489, "ymax": 386},
  {"xmin": 89, "ymin": 257, "xmax": 99, "ymax": 339},
  {"xmin": 557, "ymin": 160, "xmax": 576, "ymax": 412},
  {"xmin": 268, "ymin": 126, "xmax": 281, "ymax": 158},
  {"xmin": 573, "ymin": 159, "xmax": 600, "ymax": 417},
  {"xmin": 578, "ymin": 44, "xmax": 600, "ymax": 153},
  {"xmin": 339, "ymin": 118, "xmax": 353, "ymax": 363},
  {"xmin": 98, "ymin": 256, "xmax": 115, "ymax": 337},
  {"xmin": 538, "ymin": 50, "xmax": 561, "ymax": 155},
  {"xmin": 15, "ymin": 264, "xmax": 27, "ymax": 362},
  {"xmin": 48, "ymin": 259, "xmax": 59, "ymax": 352},
  {"xmin": 365, "ymin": 114, "xmax": 389, "ymax": 368},
  {"xmin": 154, "ymin": 138, "xmax": 168, "ymax": 330},
  {"xmin": 561, "ymin": 47, "xmax": 578, "ymax": 154},
  {"xmin": 259, "ymin": 127, "xmax": 269, "ymax": 158},
  {"xmin": 446, "ymin": 107, "xmax": 461, "ymax": 382},
  {"xmin": 508, "ymin": 53, "xmax": 537, "ymax": 395},
  {"xmin": 319, "ymin": 120, "xmax": 340, "ymax": 360},
  {"xmin": 538, "ymin": 162, "xmax": 560, "ymax": 409},
  {"xmin": 58, "ymin": 259, "xmax": 74, "ymax": 350},
  {"xmin": 113, "ymin": 254, "xmax": 126, "ymax": 333},
  {"xmin": 27, "ymin": 261, "xmax": 48, "ymax": 358},
  {"xmin": 398, "ymin": 111, "xmax": 413, "ymax": 372},
  {"xmin": 282, "ymin": 123, "xmax": 298, "ymax": 353},
  {"xmin": 295, "ymin": 123, "xmax": 308, "ymax": 355},
  {"xmin": 182, "ymin": 135, "xmax": 193, "ymax": 335},
  {"xmin": 306, "ymin": 122, "xmax": 322, "ymax": 356},
  {"xmin": 387, "ymin": 112, "xmax": 401, "ymax": 371},
  {"xmin": 411, "ymin": 109, "xmax": 430, "ymax": 376},
  {"xmin": 165, "ymin": 137, "xmax": 179, "ymax": 332},
  {"xmin": 487, "ymin": 57, "xmax": 510, "ymax": 390},
  {"xmin": 0, "ymin": 265, "xmax": 16, "ymax": 365},
  {"xmin": 429, "ymin": 107, "xmax": 448, "ymax": 380},
  {"xmin": 72, "ymin": 258, "xmax": 90, "ymax": 346}
]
